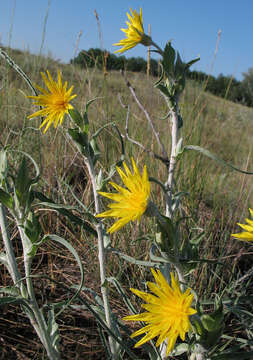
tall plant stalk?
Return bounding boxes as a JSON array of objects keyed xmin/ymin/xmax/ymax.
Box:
[
  {"xmin": 66, "ymin": 122, "xmax": 118, "ymax": 357},
  {"xmin": 165, "ymin": 105, "xmax": 179, "ymax": 218},
  {"xmin": 17, "ymin": 224, "xmax": 60, "ymax": 360},
  {"xmin": 83, "ymin": 155, "xmax": 117, "ymax": 357}
]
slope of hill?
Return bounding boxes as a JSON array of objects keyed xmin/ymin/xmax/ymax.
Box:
[{"xmin": 0, "ymin": 47, "xmax": 253, "ymax": 358}]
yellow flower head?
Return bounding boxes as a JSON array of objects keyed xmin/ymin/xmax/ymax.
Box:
[
  {"xmin": 231, "ymin": 208, "xmax": 253, "ymax": 241},
  {"xmin": 27, "ymin": 70, "xmax": 76, "ymax": 133},
  {"xmin": 123, "ymin": 269, "xmax": 197, "ymax": 356},
  {"xmin": 96, "ymin": 158, "xmax": 150, "ymax": 233},
  {"xmin": 113, "ymin": 8, "xmax": 150, "ymax": 54}
]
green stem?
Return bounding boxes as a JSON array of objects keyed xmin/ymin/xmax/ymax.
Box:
[{"xmin": 150, "ymin": 40, "xmax": 164, "ymax": 56}]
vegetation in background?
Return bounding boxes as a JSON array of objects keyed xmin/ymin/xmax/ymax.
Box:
[{"xmin": 71, "ymin": 47, "xmax": 253, "ymax": 107}]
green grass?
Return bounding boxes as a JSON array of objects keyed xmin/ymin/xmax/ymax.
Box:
[{"xmin": 1, "ymin": 46, "xmax": 253, "ymax": 358}]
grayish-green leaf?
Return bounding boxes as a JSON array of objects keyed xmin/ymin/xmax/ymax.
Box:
[
  {"xmin": 0, "ymin": 148, "xmax": 8, "ymax": 186},
  {"xmin": 107, "ymin": 277, "xmax": 137, "ymax": 315},
  {"xmin": 184, "ymin": 145, "xmax": 253, "ymax": 174},
  {"xmin": 33, "ymin": 191, "xmax": 97, "ymax": 237},
  {"xmin": 47, "ymin": 308, "xmax": 60, "ymax": 352},
  {"xmin": 110, "ymin": 247, "xmax": 159, "ymax": 267},
  {"xmin": 0, "ymin": 252, "xmax": 9, "ymax": 269},
  {"xmin": 45, "ymin": 234, "xmax": 85, "ymax": 317}
]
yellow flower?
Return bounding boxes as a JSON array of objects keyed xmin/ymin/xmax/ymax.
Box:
[
  {"xmin": 231, "ymin": 208, "xmax": 253, "ymax": 241},
  {"xmin": 27, "ymin": 70, "xmax": 76, "ymax": 133},
  {"xmin": 113, "ymin": 8, "xmax": 150, "ymax": 54},
  {"xmin": 96, "ymin": 158, "xmax": 150, "ymax": 233},
  {"xmin": 123, "ymin": 269, "xmax": 197, "ymax": 356}
]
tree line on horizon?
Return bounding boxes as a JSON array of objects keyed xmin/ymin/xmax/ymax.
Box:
[{"xmin": 71, "ymin": 48, "xmax": 253, "ymax": 108}]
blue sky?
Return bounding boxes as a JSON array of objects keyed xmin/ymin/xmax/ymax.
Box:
[{"xmin": 0, "ymin": 0, "xmax": 252, "ymax": 80}]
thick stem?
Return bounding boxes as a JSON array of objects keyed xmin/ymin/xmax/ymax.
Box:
[
  {"xmin": 165, "ymin": 108, "xmax": 179, "ymax": 218},
  {"xmin": 0, "ymin": 204, "xmax": 21, "ymax": 285},
  {"xmin": 65, "ymin": 126, "xmax": 117, "ymax": 356},
  {"xmin": 161, "ymin": 105, "xmax": 180, "ymax": 360},
  {"xmin": 84, "ymin": 156, "xmax": 117, "ymax": 358},
  {"xmin": 159, "ymin": 341, "xmax": 168, "ymax": 360}
]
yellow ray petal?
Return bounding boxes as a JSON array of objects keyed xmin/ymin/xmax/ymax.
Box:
[
  {"xmin": 96, "ymin": 158, "xmax": 150, "ymax": 233},
  {"xmin": 27, "ymin": 70, "xmax": 76, "ymax": 133},
  {"xmin": 123, "ymin": 269, "xmax": 196, "ymax": 355},
  {"xmin": 113, "ymin": 8, "xmax": 145, "ymax": 54}
]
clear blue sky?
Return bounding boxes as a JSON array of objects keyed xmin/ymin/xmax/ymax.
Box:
[{"xmin": 0, "ymin": 0, "xmax": 252, "ymax": 80}]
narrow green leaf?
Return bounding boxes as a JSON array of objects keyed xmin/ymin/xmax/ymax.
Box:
[
  {"xmin": 33, "ymin": 191, "xmax": 97, "ymax": 237},
  {"xmin": 174, "ymin": 51, "xmax": 185, "ymax": 78},
  {"xmin": 112, "ymin": 125, "xmax": 125, "ymax": 158},
  {"xmin": 91, "ymin": 122, "xmax": 116, "ymax": 140},
  {"xmin": 189, "ymin": 231, "xmax": 205, "ymax": 245},
  {"xmin": 0, "ymin": 286, "xmax": 19, "ymax": 296},
  {"xmin": 107, "ymin": 277, "xmax": 137, "ymax": 315},
  {"xmin": 24, "ymin": 213, "xmax": 42, "ymax": 244},
  {"xmin": 110, "ymin": 247, "xmax": 159, "ymax": 267},
  {"xmin": 0, "ymin": 296, "xmax": 20, "ymax": 305},
  {"xmin": 0, "ymin": 188, "xmax": 13, "ymax": 209},
  {"xmin": 84, "ymin": 97, "xmax": 100, "ymax": 116},
  {"xmin": 14, "ymin": 157, "xmax": 30, "ymax": 206},
  {"xmin": 0, "ymin": 296, "xmax": 32, "ymax": 313},
  {"xmin": 185, "ymin": 56, "xmax": 200, "ymax": 69},
  {"xmin": 149, "ymin": 243, "xmax": 172, "ymax": 264},
  {"xmin": 162, "ymin": 41, "xmax": 176, "ymax": 75},
  {"xmin": 184, "ymin": 145, "xmax": 253, "ymax": 174},
  {"xmin": 11, "ymin": 150, "xmax": 40, "ymax": 184},
  {"xmin": 45, "ymin": 234, "xmax": 85, "ymax": 317},
  {"xmin": 68, "ymin": 108, "xmax": 83, "ymax": 128},
  {"xmin": 82, "ymin": 98, "xmax": 101, "ymax": 131},
  {"xmin": 10, "ymin": 151, "xmax": 40, "ymax": 210}
]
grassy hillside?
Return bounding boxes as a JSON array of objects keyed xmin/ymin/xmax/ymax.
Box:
[{"xmin": 1, "ymin": 47, "xmax": 253, "ymax": 358}]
